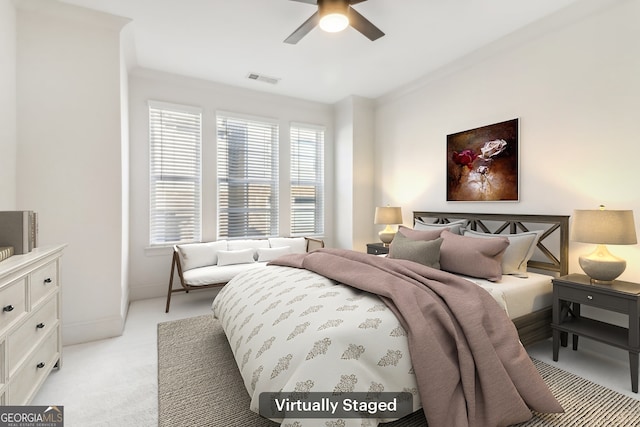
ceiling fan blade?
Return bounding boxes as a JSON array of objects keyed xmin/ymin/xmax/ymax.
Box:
[
  {"xmin": 348, "ymin": 0, "xmax": 368, "ymax": 4},
  {"xmin": 284, "ymin": 11, "xmax": 320, "ymax": 44},
  {"xmin": 348, "ymin": 7, "xmax": 384, "ymax": 41}
]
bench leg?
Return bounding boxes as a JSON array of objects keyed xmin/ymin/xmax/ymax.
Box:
[{"xmin": 166, "ymin": 255, "xmax": 177, "ymax": 313}]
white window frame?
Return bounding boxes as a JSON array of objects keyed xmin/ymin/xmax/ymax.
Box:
[
  {"xmin": 216, "ymin": 112, "xmax": 279, "ymax": 239},
  {"xmin": 290, "ymin": 123, "xmax": 325, "ymax": 236},
  {"xmin": 148, "ymin": 100, "xmax": 202, "ymax": 246}
]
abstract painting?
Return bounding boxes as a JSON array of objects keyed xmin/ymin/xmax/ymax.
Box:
[{"xmin": 447, "ymin": 118, "xmax": 519, "ymax": 201}]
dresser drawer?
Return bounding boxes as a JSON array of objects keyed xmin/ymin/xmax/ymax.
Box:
[
  {"xmin": 0, "ymin": 278, "xmax": 27, "ymax": 334},
  {"xmin": 30, "ymin": 261, "xmax": 58, "ymax": 308},
  {"xmin": 8, "ymin": 297, "xmax": 59, "ymax": 375},
  {"xmin": 557, "ymin": 285, "xmax": 629, "ymax": 312},
  {"xmin": 8, "ymin": 329, "xmax": 59, "ymax": 405}
]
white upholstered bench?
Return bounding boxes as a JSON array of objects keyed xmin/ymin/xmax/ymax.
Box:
[{"xmin": 165, "ymin": 237, "xmax": 324, "ymax": 312}]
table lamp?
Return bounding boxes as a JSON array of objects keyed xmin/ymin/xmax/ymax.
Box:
[
  {"xmin": 374, "ymin": 206, "xmax": 402, "ymax": 245},
  {"xmin": 571, "ymin": 206, "xmax": 637, "ymax": 283}
]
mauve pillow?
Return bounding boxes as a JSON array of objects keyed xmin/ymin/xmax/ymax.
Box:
[
  {"xmin": 389, "ymin": 232, "xmax": 442, "ymax": 269},
  {"xmin": 439, "ymin": 230, "xmax": 509, "ymax": 281},
  {"xmin": 397, "ymin": 225, "xmax": 446, "ymax": 241}
]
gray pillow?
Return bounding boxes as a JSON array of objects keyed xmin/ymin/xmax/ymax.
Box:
[
  {"xmin": 414, "ymin": 219, "xmax": 467, "ymax": 235},
  {"xmin": 389, "ymin": 232, "xmax": 442, "ymax": 268}
]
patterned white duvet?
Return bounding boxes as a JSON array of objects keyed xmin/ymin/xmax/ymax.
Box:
[{"xmin": 211, "ymin": 265, "xmax": 422, "ymax": 426}]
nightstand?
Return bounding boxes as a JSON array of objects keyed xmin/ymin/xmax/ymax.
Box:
[
  {"xmin": 366, "ymin": 242, "xmax": 389, "ymax": 255},
  {"xmin": 551, "ymin": 273, "xmax": 640, "ymax": 393}
]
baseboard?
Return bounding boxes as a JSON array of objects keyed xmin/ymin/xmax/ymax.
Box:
[
  {"xmin": 63, "ymin": 314, "xmax": 125, "ymax": 345},
  {"xmin": 129, "ymin": 282, "xmax": 166, "ymax": 301}
]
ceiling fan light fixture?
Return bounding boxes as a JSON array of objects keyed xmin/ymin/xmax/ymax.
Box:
[
  {"xmin": 318, "ymin": 0, "xmax": 350, "ymax": 33},
  {"xmin": 284, "ymin": 0, "xmax": 384, "ymax": 44},
  {"xmin": 319, "ymin": 13, "xmax": 349, "ymax": 33}
]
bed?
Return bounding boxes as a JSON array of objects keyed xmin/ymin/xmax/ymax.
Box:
[
  {"xmin": 211, "ymin": 212, "xmax": 569, "ymax": 427},
  {"xmin": 413, "ymin": 211, "xmax": 569, "ymax": 347}
]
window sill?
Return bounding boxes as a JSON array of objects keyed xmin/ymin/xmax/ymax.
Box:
[{"xmin": 144, "ymin": 245, "xmax": 174, "ymax": 257}]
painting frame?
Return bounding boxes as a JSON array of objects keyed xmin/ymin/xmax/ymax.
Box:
[{"xmin": 446, "ymin": 118, "xmax": 519, "ymax": 202}]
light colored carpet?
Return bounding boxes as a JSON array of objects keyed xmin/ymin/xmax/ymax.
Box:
[{"xmin": 158, "ymin": 314, "xmax": 640, "ymax": 427}]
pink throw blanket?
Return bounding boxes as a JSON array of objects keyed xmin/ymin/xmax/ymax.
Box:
[{"xmin": 269, "ymin": 248, "xmax": 562, "ymax": 427}]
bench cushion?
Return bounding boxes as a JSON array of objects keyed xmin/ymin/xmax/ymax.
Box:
[
  {"xmin": 268, "ymin": 237, "xmax": 307, "ymax": 253},
  {"xmin": 257, "ymin": 246, "xmax": 291, "ymax": 262},
  {"xmin": 177, "ymin": 241, "xmax": 228, "ymax": 271},
  {"xmin": 182, "ymin": 262, "xmax": 268, "ymax": 286},
  {"xmin": 228, "ymin": 239, "xmax": 271, "ymax": 260}
]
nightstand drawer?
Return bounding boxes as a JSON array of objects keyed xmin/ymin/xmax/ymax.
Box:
[
  {"xmin": 557, "ymin": 285, "xmax": 628, "ymax": 312},
  {"xmin": 366, "ymin": 243, "xmax": 389, "ymax": 255}
]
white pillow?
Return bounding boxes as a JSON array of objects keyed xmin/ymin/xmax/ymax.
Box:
[
  {"xmin": 268, "ymin": 237, "xmax": 307, "ymax": 254},
  {"xmin": 414, "ymin": 219, "xmax": 467, "ymax": 235},
  {"xmin": 228, "ymin": 239, "xmax": 270, "ymax": 260},
  {"xmin": 463, "ymin": 229, "xmax": 542, "ymax": 277},
  {"xmin": 217, "ymin": 249, "xmax": 256, "ymax": 266},
  {"xmin": 257, "ymin": 246, "xmax": 291, "ymax": 262},
  {"xmin": 177, "ymin": 241, "xmax": 228, "ymax": 271}
]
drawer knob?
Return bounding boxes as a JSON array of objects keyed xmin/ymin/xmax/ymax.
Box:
[
  {"xmin": 36, "ymin": 322, "xmax": 45, "ymax": 329},
  {"xmin": 36, "ymin": 362, "xmax": 45, "ymax": 369},
  {"xmin": 44, "ymin": 278, "xmax": 52, "ymax": 284},
  {"xmin": 587, "ymin": 295, "xmax": 593, "ymax": 300},
  {"xmin": 3, "ymin": 305, "xmax": 14, "ymax": 312}
]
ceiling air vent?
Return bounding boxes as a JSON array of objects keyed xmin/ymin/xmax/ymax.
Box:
[{"xmin": 247, "ymin": 73, "xmax": 280, "ymax": 85}]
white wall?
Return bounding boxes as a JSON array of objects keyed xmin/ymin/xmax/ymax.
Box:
[
  {"xmin": 0, "ymin": 0, "xmax": 16, "ymax": 209},
  {"xmin": 119, "ymin": 28, "xmax": 131, "ymax": 321},
  {"xmin": 128, "ymin": 69, "xmax": 334, "ymax": 300},
  {"xmin": 16, "ymin": 1, "xmax": 130, "ymax": 344},
  {"xmin": 375, "ymin": 0, "xmax": 640, "ymax": 281},
  {"xmin": 374, "ymin": 0, "xmax": 640, "ymax": 356},
  {"xmin": 334, "ymin": 96, "xmax": 376, "ymax": 252},
  {"xmin": 333, "ymin": 98, "xmax": 354, "ymax": 250}
]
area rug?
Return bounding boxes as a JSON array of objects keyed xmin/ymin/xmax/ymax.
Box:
[{"xmin": 158, "ymin": 314, "xmax": 640, "ymax": 427}]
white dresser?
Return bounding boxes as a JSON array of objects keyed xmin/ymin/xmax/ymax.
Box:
[{"xmin": 0, "ymin": 245, "xmax": 64, "ymax": 405}]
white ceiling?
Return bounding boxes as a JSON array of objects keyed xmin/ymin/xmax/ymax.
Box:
[{"xmin": 57, "ymin": 0, "xmax": 585, "ymax": 104}]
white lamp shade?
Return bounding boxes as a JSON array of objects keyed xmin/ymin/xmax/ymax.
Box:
[
  {"xmin": 572, "ymin": 208, "xmax": 637, "ymax": 283},
  {"xmin": 571, "ymin": 209, "xmax": 637, "ymax": 245},
  {"xmin": 374, "ymin": 207, "xmax": 403, "ymax": 225}
]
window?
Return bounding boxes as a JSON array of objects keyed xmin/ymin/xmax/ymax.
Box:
[
  {"xmin": 290, "ymin": 124, "xmax": 324, "ymax": 236},
  {"xmin": 148, "ymin": 101, "xmax": 202, "ymax": 245},
  {"xmin": 217, "ymin": 113, "xmax": 279, "ymax": 239}
]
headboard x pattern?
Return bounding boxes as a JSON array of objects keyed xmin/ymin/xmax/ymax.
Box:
[{"xmin": 413, "ymin": 212, "xmax": 570, "ymax": 276}]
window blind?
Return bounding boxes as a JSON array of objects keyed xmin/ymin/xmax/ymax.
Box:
[
  {"xmin": 149, "ymin": 101, "xmax": 202, "ymax": 245},
  {"xmin": 217, "ymin": 114, "xmax": 279, "ymax": 239},
  {"xmin": 290, "ymin": 124, "xmax": 324, "ymax": 236}
]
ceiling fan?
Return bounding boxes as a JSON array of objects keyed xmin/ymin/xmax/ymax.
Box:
[{"xmin": 284, "ymin": 0, "xmax": 385, "ymax": 44}]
